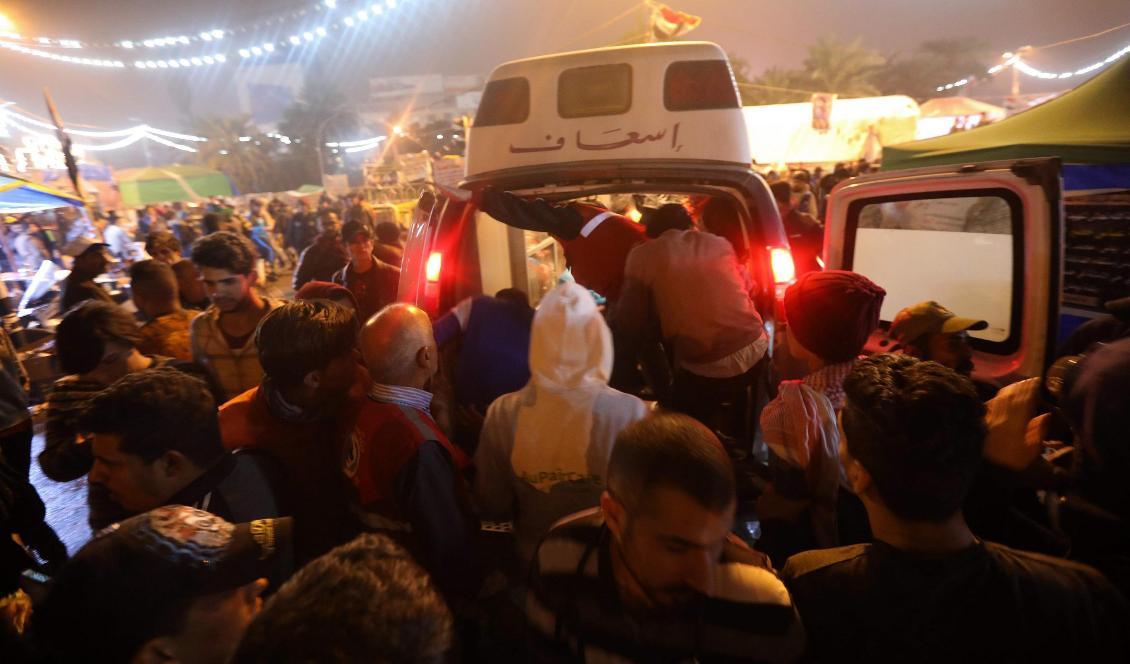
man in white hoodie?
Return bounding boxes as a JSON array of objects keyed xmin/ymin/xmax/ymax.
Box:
[{"xmin": 475, "ymin": 281, "xmax": 648, "ymax": 562}]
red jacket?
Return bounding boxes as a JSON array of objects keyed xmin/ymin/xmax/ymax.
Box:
[
  {"xmin": 558, "ymin": 205, "xmax": 647, "ymax": 301},
  {"xmin": 218, "ymin": 367, "xmax": 369, "ymax": 562},
  {"xmin": 345, "ymin": 400, "xmax": 471, "ymax": 525}
]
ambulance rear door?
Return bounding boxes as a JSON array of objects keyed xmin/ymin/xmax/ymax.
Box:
[{"xmin": 823, "ymin": 158, "xmax": 1063, "ymax": 385}]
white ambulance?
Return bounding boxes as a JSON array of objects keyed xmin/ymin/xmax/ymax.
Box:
[{"xmin": 399, "ymin": 41, "xmax": 794, "ymax": 323}]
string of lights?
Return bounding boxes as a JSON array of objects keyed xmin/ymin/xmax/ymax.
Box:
[
  {"xmin": 0, "ymin": 106, "xmax": 204, "ymax": 152},
  {"xmin": 0, "ymin": 0, "xmax": 408, "ymax": 71},
  {"xmin": 0, "ymin": 1, "xmax": 333, "ymax": 50},
  {"xmin": 934, "ymin": 39, "xmax": 1130, "ymax": 92}
]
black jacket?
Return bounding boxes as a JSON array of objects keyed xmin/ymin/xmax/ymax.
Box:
[{"xmin": 293, "ymin": 232, "xmax": 349, "ymax": 290}]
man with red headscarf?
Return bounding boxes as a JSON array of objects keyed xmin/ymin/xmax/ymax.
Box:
[{"xmin": 758, "ymin": 270, "xmax": 886, "ymax": 560}]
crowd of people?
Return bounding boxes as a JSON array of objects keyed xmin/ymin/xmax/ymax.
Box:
[{"xmin": 0, "ymin": 179, "xmax": 1128, "ymax": 663}]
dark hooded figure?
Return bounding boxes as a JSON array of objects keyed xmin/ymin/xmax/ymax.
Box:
[{"xmin": 1059, "ymin": 338, "xmax": 1130, "ymax": 595}]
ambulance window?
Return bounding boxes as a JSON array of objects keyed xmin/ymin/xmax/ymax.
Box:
[
  {"xmin": 558, "ymin": 64, "xmax": 632, "ymax": 119},
  {"xmin": 846, "ymin": 191, "xmax": 1021, "ymax": 352},
  {"xmin": 474, "ymin": 77, "xmax": 530, "ymax": 127},
  {"xmin": 524, "ymin": 229, "xmax": 567, "ymax": 306},
  {"xmin": 664, "ymin": 60, "xmax": 740, "ymax": 111}
]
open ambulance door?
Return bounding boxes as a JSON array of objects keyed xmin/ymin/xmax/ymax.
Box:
[{"xmin": 823, "ymin": 158, "xmax": 1063, "ymax": 386}]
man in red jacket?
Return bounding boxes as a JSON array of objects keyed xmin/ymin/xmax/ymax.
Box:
[
  {"xmin": 348, "ymin": 303, "xmax": 481, "ymax": 598},
  {"xmin": 477, "ymin": 186, "xmax": 646, "ymax": 302},
  {"xmin": 218, "ymin": 300, "xmax": 366, "ymax": 564}
]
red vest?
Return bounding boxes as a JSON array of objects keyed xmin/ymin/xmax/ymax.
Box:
[
  {"xmin": 345, "ymin": 401, "xmax": 471, "ymax": 525},
  {"xmin": 558, "ymin": 205, "xmax": 647, "ymax": 301}
]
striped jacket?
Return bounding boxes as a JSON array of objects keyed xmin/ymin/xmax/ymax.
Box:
[
  {"xmin": 527, "ymin": 509, "xmax": 806, "ymax": 663},
  {"xmin": 189, "ymin": 299, "xmax": 283, "ymax": 402}
]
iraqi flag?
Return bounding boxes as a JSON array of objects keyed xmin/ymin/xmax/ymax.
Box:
[{"xmin": 650, "ymin": 3, "xmax": 702, "ymax": 41}]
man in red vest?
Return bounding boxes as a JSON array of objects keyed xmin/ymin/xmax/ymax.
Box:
[
  {"xmin": 347, "ymin": 303, "xmax": 481, "ymax": 597},
  {"xmin": 477, "ymin": 186, "xmax": 646, "ymax": 302},
  {"xmin": 218, "ymin": 300, "xmax": 367, "ymax": 565}
]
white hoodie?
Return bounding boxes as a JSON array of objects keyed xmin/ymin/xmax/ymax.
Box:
[{"xmin": 475, "ymin": 281, "xmax": 648, "ymax": 560}]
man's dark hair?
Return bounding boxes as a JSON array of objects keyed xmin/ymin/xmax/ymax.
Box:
[
  {"xmin": 842, "ymin": 354, "xmax": 987, "ymax": 522},
  {"xmin": 79, "ymin": 368, "xmax": 223, "ymax": 467},
  {"xmin": 232, "ymin": 534, "xmax": 452, "ymax": 664},
  {"xmin": 769, "ymin": 181, "xmax": 792, "ymax": 206},
  {"xmin": 375, "ymin": 221, "xmax": 400, "ymax": 244},
  {"xmin": 256, "ymin": 300, "xmax": 358, "ymax": 390},
  {"xmin": 202, "ymin": 212, "xmax": 222, "ymax": 234},
  {"xmin": 129, "ymin": 259, "xmax": 179, "ymax": 303},
  {"xmin": 607, "ymin": 413, "xmax": 735, "ymax": 514},
  {"xmin": 644, "ymin": 203, "xmax": 694, "ymax": 238},
  {"xmin": 191, "ymin": 231, "xmax": 258, "ymax": 275},
  {"xmin": 144, "ymin": 230, "xmax": 182, "ymax": 257},
  {"xmin": 495, "ymin": 287, "xmax": 530, "ymax": 308},
  {"xmin": 30, "ymin": 543, "xmax": 198, "ymax": 663},
  {"xmin": 700, "ymin": 197, "xmax": 748, "ymax": 260},
  {"xmin": 56, "ymin": 301, "xmax": 143, "ymax": 375}
]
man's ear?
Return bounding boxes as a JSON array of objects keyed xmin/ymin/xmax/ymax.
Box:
[
  {"xmin": 844, "ymin": 455, "xmax": 873, "ymax": 497},
  {"xmin": 601, "ymin": 491, "xmax": 626, "ymax": 541},
  {"xmin": 132, "ymin": 637, "xmax": 176, "ymax": 663},
  {"xmin": 158, "ymin": 451, "xmax": 193, "ymax": 479},
  {"xmin": 416, "ymin": 345, "xmax": 432, "ymax": 370},
  {"xmin": 246, "ymin": 271, "xmax": 260, "ymax": 288},
  {"xmin": 302, "ymin": 369, "xmax": 322, "ymax": 390}
]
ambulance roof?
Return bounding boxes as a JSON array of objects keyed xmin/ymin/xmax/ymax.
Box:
[{"xmin": 465, "ymin": 41, "xmax": 751, "ymax": 180}]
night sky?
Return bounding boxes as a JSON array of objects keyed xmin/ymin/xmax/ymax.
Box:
[{"xmin": 1, "ymin": 0, "xmax": 1127, "ymax": 129}]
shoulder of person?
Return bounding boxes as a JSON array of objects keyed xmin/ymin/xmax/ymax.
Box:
[
  {"xmin": 534, "ymin": 508, "xmax": 604, "ymax": 569},
  {"xmin": 781, "ymin": 543, "xmax": 871, "ymax": 581},
  {"xmin": 190, "ymin": 306, "xmax": 219, "ymax": 327},
  {"xmin": 595, "ymin": 387, "xmax": 648, "ymax": 416},
  {"xmin": 483, "ymin": 389, "xmax": 523, "ymax": 423},
  {"xmin": 982, "ymin": 541, "xmax": 1125, "ymax": 595}
]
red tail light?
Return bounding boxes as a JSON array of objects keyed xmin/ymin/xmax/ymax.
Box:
[
  {"xmin": 425, "ymin": 251, "xmax": 443, "ymax": 283},
  {"xmin": 770, "ymin": 247, "xmax": 796, "ymax": 285}
]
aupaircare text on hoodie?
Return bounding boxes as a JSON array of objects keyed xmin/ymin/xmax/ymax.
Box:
[{"xmin": 475, "ymin": 281, "xmax": 649, "ymax": 561}]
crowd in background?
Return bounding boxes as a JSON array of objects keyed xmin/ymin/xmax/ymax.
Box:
[{"xmin": 0, "ymin": 178, "xmax": 1127, "ymax": 663}]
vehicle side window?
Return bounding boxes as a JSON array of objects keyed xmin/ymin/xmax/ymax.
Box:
[
  {"xmin": 474, "ymin": 77, "xmax": 530, "ymax": 127},
  {"xmin": 558, "ymin": 64, "xmax": 632, "ymax": 119},
  {"xmin": 664, "ymin": 60, "xmax": 741, "ymax": 111},
  {"xmin": 523, "ymin": 229, "xmax": 567, "ymax": 306},
  {"xmin": 847, "ymin": 191, "xmax": 1021, "ymax": 352}
]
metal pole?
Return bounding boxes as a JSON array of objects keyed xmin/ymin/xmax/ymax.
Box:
[{"xmin": 315, "ymin": 122, "xmax": 326, "ymax": 186}]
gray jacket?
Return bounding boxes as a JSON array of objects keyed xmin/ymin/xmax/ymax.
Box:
[{"xmin": 0, "ymin": 328, "xmax": 30, "ymax": 431}]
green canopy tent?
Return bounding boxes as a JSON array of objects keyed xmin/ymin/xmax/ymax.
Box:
[
  {"xmin": 115, "ymin": 165, "xmax": 235, "ymax": 207},
  {"xmin": 883, "ymin": 54, "xmax": 1130, "ymax": 190}
]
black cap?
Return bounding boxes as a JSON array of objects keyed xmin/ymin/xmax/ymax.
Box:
[
  {"xmin": 30, "ymin": 506, "xmax": 291, "ymax": 662},
  {"xmin": 341, "ymin": 220, "xmax": 372, "ymax": 243}
]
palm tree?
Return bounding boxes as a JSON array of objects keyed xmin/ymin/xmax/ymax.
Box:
[
  {"xmin": 803, "ymin": 36, "xmax": 886, "ymax": 98},
  {"xmin": 744, "ymin": 67, "xmax": 816, "ymax": 105},
  {"xmin": 277, "ymin": 76, "xmax": 360, "ymax": 185},
  {"xmin": 193, "ymin": 115, "xmax": 274, "ymax": 195},
  {"xmin": 873, "ymin": 37, "xmax": 991, "ymax": 100}
]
